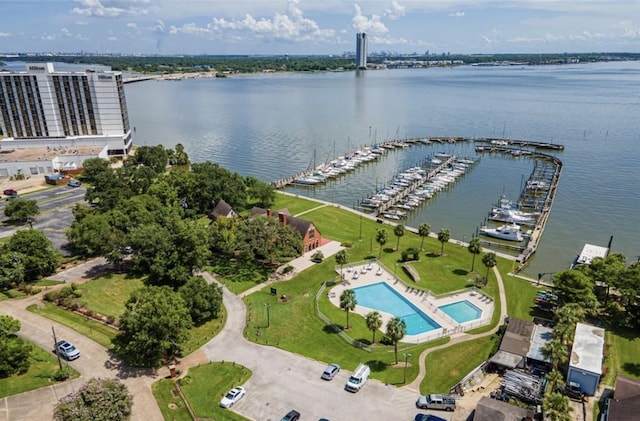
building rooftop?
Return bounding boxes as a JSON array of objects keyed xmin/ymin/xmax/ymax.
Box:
[
  {"xmin": 570, "ymin": 322, "xmax": 605, "ymax": 375},
  {"xmin": 0, "ymin": 145, "xmax": 105, "ymax": 163},
  {"xmin": 527, "ymin": 324, "xmax": 554, "ymax": 363},
  {"xmin": 576, "ymin": 243, "xmax": 609, "ymax": 265}
]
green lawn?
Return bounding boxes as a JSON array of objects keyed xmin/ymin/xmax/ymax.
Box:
[
  {"xmin": 0, "ymin": 341, "xmax": 80, "ymax": 398},
  {"xmin": 420, "ymin": 334, "xmax": 500, "ymax": 394},
  {"xmin": 152, "ymin": 378, "xmax": 193, "ymax": 421},
  {"xmin": 181, "ymin": 362, "xmax": 252, "ymax": 420},
  {"xmin": 27, "ymin": 302, "xmax": 118, "ymax": 349},
  {"xmin": 272, "ymin": 193, "xmax": 326, "ymax": 216},
  {"xmin": 602, "ymin": 329, "xmax": 640, "ymax": 386},
  {"xmin": 181, "ymin": 307, "xmax": 227, "ymax": 356},
  {"xmin": 153, "ymin": 362, "xmax": 252, "ymax": 421},
  {"xmin": 242, "ymin": 197, "xmax": 514, "ymax": 386},
  {"xmin": 77, "ymin": 274, "xmax": 144, "ymax": 318},
  {"xmin": 209, "ymin": 260, "xmax": 272, "ymax": 295}
]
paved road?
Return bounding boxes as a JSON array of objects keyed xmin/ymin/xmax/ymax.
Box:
[{"xmin": 0, "ymin": 284, "xmax": 164, "ymax": 421}]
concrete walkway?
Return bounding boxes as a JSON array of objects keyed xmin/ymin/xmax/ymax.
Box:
[{"xmin": 405, "ymin": 265, "xmax": 508, "ymax": 393}]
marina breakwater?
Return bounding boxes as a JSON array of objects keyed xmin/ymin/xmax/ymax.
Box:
[{"xmin": 274, "ymin": 136, "xmax": 563, "ymax": 273}]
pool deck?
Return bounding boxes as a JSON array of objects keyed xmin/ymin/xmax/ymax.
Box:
[{"xmin": 328, "ymin": 262, "xmax": 494, "ymax": 344}]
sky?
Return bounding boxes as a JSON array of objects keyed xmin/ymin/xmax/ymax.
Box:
[{"xmin": 0, "ymin": 1, "xmax": 638, "ymax": 55}]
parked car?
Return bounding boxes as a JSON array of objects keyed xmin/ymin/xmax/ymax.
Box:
[
  {"xmin": 281, "ymin": 410, "xmax": 301, "ymax": 421},
  {"xmin": 321, "ymin": 363, "xmax": 340, "ymax": 380},
  {"xmin": 416, "ymin": 394, "xmax": 456, "ymax": 411},
  {"xmin": 56, "ymin": 340, "xmax": 80, "ymax": 361},
  {"xmin": 3, "ymin": 188, "xmax": 18, "ymax": 196},
  {"xmin": 565, "ymin": 381, "xmax": 584, "ymax": 401},
  {"xmin": 219, "ymin": 386, "xmax": 246, "ymax": 408},
  {"xmin": 68, "ymin": 179, "xmax": 81, "ymax": 187},
  {"xmin": 415, "ymin": 415, "xmax": 448, "ymax": 421}
]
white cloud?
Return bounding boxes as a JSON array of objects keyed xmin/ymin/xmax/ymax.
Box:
[
  {"xmin": 61, "ymin": 28, "xmax": 72, "ymax": 37},
  {"xmin": 126, "ymin": 22, "xmax": 137, "ymax": 29},
  {"xmin": 107, "ymin": 36, "xmax": 118, "ymax": 41},
  {"xmin": 449, "ymin": 11, "xmax": 464, "ymax": 18},
  {"xmin": 370, "ymin": 35, "xmax": 408, "ymax": 45},
  {"xmin": 72, "ymin": 0, "xmax": 152, "ymax": 18},
  {"xmin": 0, "ymin": 32, "xmax": 11, "ymax": 38},
  {"xmin": 352, "ymin": 4, "xmax": 388, "ymax": 34},
  {"xmin": 171, "ymin": 0, "xmax": 334, "ymax": 42},
  {"xmin": 384, "ymin": 0, "xmax": 405, "ymax": 20}
]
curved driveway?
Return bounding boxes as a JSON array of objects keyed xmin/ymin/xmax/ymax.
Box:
[{"xmin": 1, "ymin": 257, "xmax": 507, "ymax": 421}]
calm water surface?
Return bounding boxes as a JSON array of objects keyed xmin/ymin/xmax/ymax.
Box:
[
  {"xmin": 124, "ymin": 62, "xmax": 640, "ymax": 277},
  {"xmin": 7, "ymin": 60, "xmax": 637, "ymax": 277}
]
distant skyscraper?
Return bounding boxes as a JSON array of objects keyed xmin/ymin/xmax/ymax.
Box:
[
  {"xmin": 356, "ymin": 32, "xmax": 367, "ymax": 69},
  {"xmin": 0, "ymin": 63, "xmax": 132, "ymax": 156}
]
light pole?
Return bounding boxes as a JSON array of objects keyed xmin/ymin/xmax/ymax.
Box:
[
  {"xmin": 394, "ymin": 262, "xmax": 398, "ymax": 280},
  {"xmin": 265, "ymin": 303, "xmax": 272, "ymax": 328},
  {"xmin": 403, "ymin": 353, "xmax": 412, "ymax": 383}
]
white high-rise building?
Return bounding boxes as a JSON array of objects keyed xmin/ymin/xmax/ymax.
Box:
[
  {"xmin": 356, "ymin": 33, "xmax": 367, "ymax": 69},
  {"xmin": 0, "ymin": 63, "xmax": 132, "ymax": 157}
]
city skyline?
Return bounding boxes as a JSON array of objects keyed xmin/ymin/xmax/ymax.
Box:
[{"xmin": 0, "ymin": 1, "xmax": 638, "ymax": 56}]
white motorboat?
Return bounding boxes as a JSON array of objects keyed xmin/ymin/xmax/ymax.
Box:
[
  {"xmin": 480, "ymin": 223, "xmax": 523, "ymax": 242},
  {"xmin": 491, "ymin": 207, "xmax": 537, "ymax": 223}
]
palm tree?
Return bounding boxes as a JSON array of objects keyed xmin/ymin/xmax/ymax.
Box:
[
  {"xmin": 553, "ymin": 303, "xmax": 586, "ymax": 344},
  {"xmin": 418, "ymin": 223, "xmax": 430, "ymax": 251},
  {"xmin": 467, "ymin": 237, "xmax": 482, "ymax": 272},
  {"xmin": 437, "ymin": 228, "xmax": 450, "ymax": 256},
  {"xmin": 393, "ymin": 224, "xmax": 405, "ymax": 251},
  {"xmin": 365, "ymin": 311, "xmax": 383, "ymax": 344},
  {"xmin": 335, "ymin": 249, "xmax": 348, "ymax": 280},
  {"xmin": 542, "ymin": 338, "xmax": 569, "ymax": 370},
  {"xmin": 482, "ymin": 252, "xmax": 497, "ymax": 283},
  {"xmin": 386, "ymin": 316, "xmax": 407, "ymax": 364},
  {"xmin": 339, "ymin": 289, "xmax": 357, "ymax": 330},
  {"xmin": 543, "ymin": 391, "xmax": 572, "ymax": 421},
  {"xmin": 376, "ymin": 228, "xmax": 388, "ymax": 259},
  {"xmin": 545, "ymin": 369, "xmax": 565, "ymax": 394}
]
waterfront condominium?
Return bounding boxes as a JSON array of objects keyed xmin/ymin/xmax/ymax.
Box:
[
  {"xmin": 356, "ymin": 32, "xmax": 367, "ymax": 69},
  {"xmin": 0, "ymin": 63, "xmax": 132, "ymax": 156}
]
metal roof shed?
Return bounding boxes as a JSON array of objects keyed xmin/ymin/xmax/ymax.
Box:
[{"xmin": 568, "ymin": 322, "xmax": 605, "ymax": 396}]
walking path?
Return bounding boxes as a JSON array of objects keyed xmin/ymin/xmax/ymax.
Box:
[{"xmin": 1, "ymin": 245, "xmax": 506, "ymax": 420}]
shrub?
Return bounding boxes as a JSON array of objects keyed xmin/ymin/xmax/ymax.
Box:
[
  {"xmin": 341, "ymin": 241, "xmax": 354, "ymax": 248},
  {"xmin": 310, "ymin": 250, "xmax": 324, "ymax": 263},
  {"xmin": 281, "ymin": 265, "xmax": 294, "ymax": 274},
  {"xmin": 52, "ymin": 367, "xmax": 73, "ymax": 381},
  {"xmin": 106, "ymin": 315, "xmax": 116, "ymax": 325}
]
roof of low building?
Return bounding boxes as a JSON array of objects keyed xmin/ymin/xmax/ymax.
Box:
[
  {"xmin": 608, "ymin": 375, "xmax": 640, "ymax": 421},
  {"xmin": 250, "ymin": 207, "xmax": 317, "ymax": 239},
  {"xmin": 527, "ymin": 324, "xmax": 554, "ymax": 363},
  {"xmin": 500, "ymin": 318, "xmax": 534, "ymax": 357},
  {"xmin": 209, "ymin": 199, "xmax": 237, "ymax": 220},
  {"xmin": 570, "ymin": 322, "xmax": 605, "ymax": 375}
]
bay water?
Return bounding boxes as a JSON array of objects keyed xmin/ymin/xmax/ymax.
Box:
[{"xmin": 6, "ymin": 60, "xmax": 638, "ymax": 277}]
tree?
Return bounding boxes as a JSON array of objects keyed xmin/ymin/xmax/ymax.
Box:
[
  {"xmin": 437, "ymin": 228, "xmax": 450, "ymax": 256},
  {"xmin": 482, "ymin": 252, "xmax": 497, "ymax": 283},
  {"xmin": 393, "ymin": 224, "xmax": 405, "ymax": 251},
  {"xmin": 542, "ymin": 338, "xmax": 568, "ymax": 370},
  {"xmin": 0, "ymin": 251, "xmax": 24, "ymax": 289},
  {"xmin": 7, "ymin": 229, "xmax": 60, "ymax": 282},
  {"xmin": 53, "ymin": 378, "xmax": 133, "ymax": 421},
  {"xmin": 236, "ymin": 216, "xmax": 302, "ymax": 267},
  {"xmin": 67, "ymin": 212, "xmax": 124, "ymax": 258},
  {"xmin": 552, "ymin": 269, "xmax": 598, "ymax": 312},
  {"xmin": 209, "ymin": 216, "xmax": 240, "ymax": 257},
  {"xmin": 467, "ymin": 237, "xmax": 482, "ymax": 272},
  {"xmin": 365, "ymin": 311, "xmax": 382, "ymax": 344},
  {"xmin": 339, "ymin": 289, "xmax": 357, "ymax": 330},
  {"xmin": 131, "ymin": 144, "xmax": 169, "ymax": 174},
  {"xmin": 553, "ymin": 303, "xmax": 586, "ymax": 345},
  {"xmin": 376, "ymin": 228, "xmax": 388, "ymax": 258},
  {"xmin": 3, "ymin": 199, "xmax": 39, "ymax": 226},
  {"xmin": 542, "ymin": 391, "xmax": 572, "ymax": 421},
  {"xmin": 167, "ymin": 143, "xmax": 190, "ymax": 166},
  {"xmin": 113, "ymin": 286, "xmax": 193, "ymax": 367},
  {"xmin": 418, "ymin": 223, "xmax": 430, "ymax": 251},
  {"xmin": 386, "ymin": 317, "xmax": 407, "ymax": 364},
  {"xmin": 0, "ymin": 315, "xmax": 31, "ymax": 377},
  {"xmin": 545, "ymin": 369, "xmax": 565, "ymax": 394},
  {"xmin": 246, "ymin": 176, "xmax": 276, "ymax": 208},
  {"xmin": 335, "ymin": 249, "xmax": 348, "ymax": 280},
  {"xmin": 178, "ymin": 276, "xmax": 223, "ymax": 325}
]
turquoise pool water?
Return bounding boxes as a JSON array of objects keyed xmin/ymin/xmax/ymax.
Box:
[
  {"xmin": 438, "ymin": 300, "xmax": 482, "ymax": 323},
  {"xmin": 352, "ymin": 282, "xmax": 441, "ymax": 335}
]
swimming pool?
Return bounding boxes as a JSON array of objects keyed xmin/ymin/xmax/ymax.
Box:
[
  {"xmin": 352, "ymin": 282, "xmax": 441, "ymax": 335},
  {"xmin": 438, "ymin": 300, "xmax": 482, "ymax": 323}
]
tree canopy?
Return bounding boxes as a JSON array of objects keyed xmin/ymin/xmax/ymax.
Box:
[
  {"xmin": 53, "ymin": 378, "xmax": 133, "ymax": 421},
  {"xmin": 113, "ymin": 285, "xmax": 193, "ymax": 367},
  {"xmin": 3, "ymin": 199, "xmax": 39, "ymax": 225},
  {"xmin": 5, "ymin": 229, "xmax": 60, "ymax": 282}
]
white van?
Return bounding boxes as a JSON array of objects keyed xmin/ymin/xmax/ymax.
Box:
[{"xmin": 345, "ymin": 363, "xmax": 370, "ymax": 392}]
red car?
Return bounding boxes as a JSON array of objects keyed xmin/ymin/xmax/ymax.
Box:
[{"xmin": 3, "ymin": 188, "xmax": 18, "ymax": 196}]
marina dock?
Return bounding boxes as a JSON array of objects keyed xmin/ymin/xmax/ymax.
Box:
[{"xmin": 273, "ymin": 136, "xmax": 563, "ymax": 273}]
